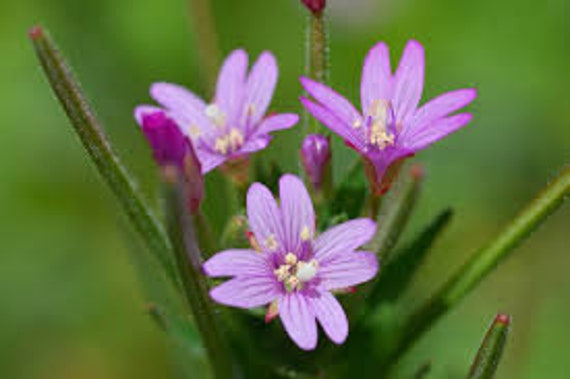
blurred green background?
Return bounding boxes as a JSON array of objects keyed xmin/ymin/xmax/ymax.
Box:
[{"xmin": 1, "ymin": 0, "xmax": 568, "ymax": 377}]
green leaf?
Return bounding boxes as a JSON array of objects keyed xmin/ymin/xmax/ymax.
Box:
[
  {"xmin": 367, "ymin": 209, "xmax": 453, "ymax": 306},
  {"xmin": 329, "ymin": 160, "xmax": 367, "ymax": 221},
  {"xmin": 380, "ymin": 165, "xmax": 569, "ymax": 373},
  {"xmin": 467, "ymin": 314, "xmax": 511, "ymax": 379},
  {"xmin": 28, "ymin": 26, "xmax": 177, "ymax": 285}
]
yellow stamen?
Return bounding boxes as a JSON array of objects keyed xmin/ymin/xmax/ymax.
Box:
[
  {"xmin": 300, "ymin": 226, "xmax": 311, "ymax": 241},
  {"xmin": 265, "ymin": 234, "xmax": 278, "ymax": 251}
]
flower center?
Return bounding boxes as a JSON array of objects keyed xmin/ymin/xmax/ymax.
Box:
[
  {"xmin": 214, "ymin": 128, "xmax": 245, "ymax": 155},
  {"xmin": 354, "ymin": 99, "xmax": 396, "ymax": 151},
  {"xmin": 274, "ymin": 252, "xmax": 319, "ymax": 292}
]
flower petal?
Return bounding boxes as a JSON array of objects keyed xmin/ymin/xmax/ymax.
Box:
[
  {"xmin": 237, "ymin": 135, "xmax": 270, "ymax": 155},
  {"xmin": 319, "ymin": 251, "xmax": 379, "ymax": 290},
  {"xmin": 215, "ymin": 49, "xmax": 248, "ymax": 126},
  {"xmin": 300, "ymin": 97, "xmax": 364, "ymax": 151},
  {"xmin": 312, "ymin": 291, "xmax": 348, "ymax": 344},
  {"xmin": 361, "ymin": 41, "xmax": 392, "ymax": 115},
  {"xmin": 203, "ymin": 249, "xmax": 272, "ymax": 278},
  {"xmin": 392, "ymin": 40, "xmax": 425, "ymax": 125},
  {"xmin": 247, "ymin": 182, "xmax": 284, "ymax": 251},
  {"xmin": 134, "ymin": 105, "xmax": 163, "ymax": 125},
  {"xmin": 244, "ymin": 51, "xmax": 278, "ymax": 125},
  {"xmin": 209, "ymin": 276, "xmax": 279, "ymax": 308},
  {"xmin": 314, "ymin": 218, "xmax": 376, "ymax": 262},
  {"xmin": 279, "ymin": 174, "xmax": 315, "ymax": 253},
  {"xmin": 405, "ymin": 112, "xmax": 473, "ymax": 151},
  {"xmin": 300, "ymin": 76, "xmax": 361, "ymax": 129},
  {"xmin": 150, "ymin": 82, "xmax": 213, "ymax": 137},
  {"xmin": 278, "ymin": 293, "xmax": 318, "ymax": 350},
  {"xmin": 254, "ymin": 113, "xmax": 299, "ymax": 136},
  {"xmin": 194, "ymin": 148, "xmax": 226, "ymax": 174}
]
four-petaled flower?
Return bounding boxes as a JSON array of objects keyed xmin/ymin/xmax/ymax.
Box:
[
  {"xmin": 135, "ymin": 50, "xmax": 299, "ymax": 174},
  {"xmin": 300, "ymin": 40, "xmax": 477, "ymax": 194},
  {"xmin": 203, "ymin": 174, "xmax": 378, "ymax": 350}
]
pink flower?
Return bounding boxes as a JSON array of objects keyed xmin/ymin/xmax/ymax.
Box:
[
  {"xmin": 203, "ymin": 174, "xmax": 378, "ymax": 350},
  {"xmin": 300, "ymin": 40, "xmax": 477, "ymax": 193},
  {"xmin": 135, "ymin": 50, "xmax": 299, "ymax": 174}
]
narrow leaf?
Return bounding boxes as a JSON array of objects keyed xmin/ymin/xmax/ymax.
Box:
[
  {"xmin": 29, "ymin": 26, "xmax": 177, "ymax": 284},
  {"xmin": 381, "ymin": 165, "xmax": 569, "ymax": 371},
  {"xmin": 467, "ymin": 314, "xmax": 511, "ymax": 379}
]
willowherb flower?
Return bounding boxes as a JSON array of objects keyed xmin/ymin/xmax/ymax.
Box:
[
  {"xmin": 300, "ymin": 133, "xmax": 331, "ymax": 191},
  {"xmin": 203, "ymin": 174, "xmax": 378, "ymax": 350},
  {"xmin": 138, "ymin": 110, "xmax": 203, "ymax": 212},
  {"xmin": 300, "ymin": 40, "xmax": 477, "ymax": 194},
  {"xmin": 135, "ymin": 50, "xmax": 299, "ymax": 174}
]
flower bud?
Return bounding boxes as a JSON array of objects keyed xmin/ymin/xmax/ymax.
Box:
[
  {"xmin": 301, "ymin": 0, "xmax": 326, "ymax": 14},
  {"xmin": 141, "ymin": 111, "xmax": 187, "ymax": 169},
  {"xmin": 300, "ymin": 134, "xmax": 331, "ymax": 190},
  {"xmin": 140, "ymin": 111, "xmax": 203, "ymax": 212}
]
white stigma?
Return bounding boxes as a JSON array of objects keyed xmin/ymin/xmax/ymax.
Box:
[{"xmin": 296, "ymin": 260, "xmax": 319, "ymax": 282}]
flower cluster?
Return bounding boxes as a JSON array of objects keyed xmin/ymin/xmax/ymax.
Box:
[{"xmin": 135, "ymin": 40, "xmax": 476, "ymax": 350}]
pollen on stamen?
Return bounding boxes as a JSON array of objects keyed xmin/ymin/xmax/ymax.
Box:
[
  {"xmin": 214, "ymin": 135, "xmax": 230, "ymax": 154},
  {"xmin": 285, "ymin": 253, "xmax": 298, "ymax": 265},
  {"xmin": 352, "ymin": 118, "xmax": 362, "ymax": 129},
  {"xmin": 188, "ymin": 125, "xmax": 201, "ymax": 138},
  {"xmin": 205, "ymin": 104, "xmax": 226, "ymax": 127},
  {"xmin": 300, "ymin": 226, "xmax": 311, "ymax": 241},
  {"xmin": 265, "ymin": 234, "xmax": 278, "ymax": 251}
]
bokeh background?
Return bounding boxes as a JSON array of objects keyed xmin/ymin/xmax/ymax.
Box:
[{"xmin": 1, "ymin": 0, "xmax": 568, "ymax": 377}]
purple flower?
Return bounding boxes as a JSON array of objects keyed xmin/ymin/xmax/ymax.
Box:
[
  {"xmin": 300, "ymin": 134, "xmax": 331, "ymax": 190},
  {"xmin": 203, "ymin": 174, "xmax": 378, "ymax": 350},
  {"xmin": 300, "ymin": 40, "xmax": 477, "ymax": 193},
  {"xmin": 135, "ymin": 50, "xmax": 299, "ymax": 174}
]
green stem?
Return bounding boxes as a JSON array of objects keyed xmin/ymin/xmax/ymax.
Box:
[
  {"xmin": 187, "ymin": 0, "xmax": 221, "ymax": 92},
  {"xmin": 29, "ymin": 26, "xmax": 178, "ymax": 285},
  {"xmin": 164, "ymin": 180, "xmax": 235, "ymax": 379},
  {"xmin": 467, "ymin": 314, "xmax": 510, "ymax": 379},
  {"xmin": 305, "ymin": 10, "xmax": 328, "ymax": 133},
  {"xmin": 368, "ymin": 164, "xmax": 424, "ymax": 260},
  {"xmin": 383, "ymin": 166, "xmax": 569, "ymax": 371}
]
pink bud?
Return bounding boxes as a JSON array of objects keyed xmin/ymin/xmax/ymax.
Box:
[
  {"xmin": 140, "ymin": 111, "xmax": 203, "ymax": 212},
  {"xmin": 140, "ymin": 111, "xmax": 188, "ymax": 169},
  {"xmin": 300, "ymin": 134, "xmax": 331, "ymax": 190},
  {"xmin": 301, "ymin": 0, "xmax": 326, "ymax": 14}
]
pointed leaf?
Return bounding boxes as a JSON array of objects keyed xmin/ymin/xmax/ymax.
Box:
[
  {"xmin": 29, "ymin": 26, "xmax": 177, "ymax": 284},
  {"xmin": 467, "ymin": 314, "xmax": 511, "ymax": 379},
  {"xmin": 367, "ymin": 208, "xmax": 453, "ymax": 306}
]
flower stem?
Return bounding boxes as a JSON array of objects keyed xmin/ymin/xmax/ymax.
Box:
[
  {"xmin": 368, "ymin": 164, "xmax": 424, "ymax": 260},
  {"xmin": 383, "ymin": 165, "xmax": 569, "ymax": 371},
  {"xmin": 187, "ymin": 0, "xmax": 221, "ymax": 92},
  {"xmin": 304, "ymin": 10, "xmax": 329, "ymax": 133},
  {"xmin": 28, "ymin": 26, "xmax": 178, "ymax": 285},
  {"xmin": 164, "ymin": 179, "xmax": 235, "ymax": 379}
]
